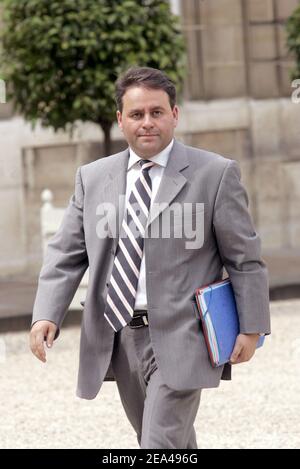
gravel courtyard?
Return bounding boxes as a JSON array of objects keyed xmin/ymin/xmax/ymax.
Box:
[{"xmin": 1, "ymin": 299, "xmax": 299, "ymax": 449}]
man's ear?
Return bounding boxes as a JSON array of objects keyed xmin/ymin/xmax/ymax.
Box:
[
  {"xmin": 116, "ymin": 110, "xmax": 123, "ymax": 130},
  {"xmin": 173, "ymin": 105, "xmax": 179, "ymax": 128}
]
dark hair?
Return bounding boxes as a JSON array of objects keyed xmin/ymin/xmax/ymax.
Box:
[{"xmin": 115, "ymin": 66, "xmax": 177, "ymax": 112}]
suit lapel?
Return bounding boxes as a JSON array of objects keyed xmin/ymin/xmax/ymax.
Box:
[
  {"xmin": 147, "ymin": 139, "xmax": 189, "ymax": 228},
  {"xmin": 100, "ymin": 148, "xmax": 129, "ymax": 240}
]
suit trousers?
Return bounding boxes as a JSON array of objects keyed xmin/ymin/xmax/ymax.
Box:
[{"xmin": 111, "ymin": 323, "xmax": 201, "ymax": 449}]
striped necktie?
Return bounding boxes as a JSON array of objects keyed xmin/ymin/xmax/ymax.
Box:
[{"xmin": 104, "ymin": 159, "xmax": 154, "ymax": 332}]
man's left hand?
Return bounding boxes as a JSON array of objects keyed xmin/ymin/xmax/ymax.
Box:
[{"xmin": 230, "ymin": 333, "xmax": 260, "ymax": 365}]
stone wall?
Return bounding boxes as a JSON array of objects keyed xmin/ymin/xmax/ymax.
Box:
[
  {"xmin": 176, "ymin": 98, "xmax": 300, "ymax": 253},
  {"xmin": 0, "ymin": 119, "xmax": 126, "ymax": 276}
]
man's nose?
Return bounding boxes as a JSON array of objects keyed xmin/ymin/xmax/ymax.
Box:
[{"xmin": 142, "ymin": 114, "xmax": 154, "ymax": 128}]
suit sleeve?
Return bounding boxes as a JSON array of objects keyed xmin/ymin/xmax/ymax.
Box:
[
  {"xmin": 31, "ymin": 167, "xmax": 88, "ymax": 337},
  {"xmin": 213, "ymin": 160, "xmax": 271, "ymax": 335}
]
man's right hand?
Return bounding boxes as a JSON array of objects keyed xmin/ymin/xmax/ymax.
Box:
[{"xmin": 29, "ymin": 320, "xmax": 58, "ymax": 363}]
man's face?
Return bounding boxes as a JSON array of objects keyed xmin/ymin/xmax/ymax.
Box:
[{"xmin": 117, "ymin": 86, "xmax": 179, "ymax": 158}]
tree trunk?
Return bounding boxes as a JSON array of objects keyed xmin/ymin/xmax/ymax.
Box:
[{"xmin": 99, "ymin": 120, "xmax": 113, "ymax": 157}]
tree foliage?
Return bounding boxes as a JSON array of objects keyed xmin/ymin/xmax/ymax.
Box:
[
  {"xmin": 286, "ymin": 4, "xmax": 300, "ymax": 80},
  {"xmin": 0, "ymin": 0, "xmax": 186, "ymax": 155}
]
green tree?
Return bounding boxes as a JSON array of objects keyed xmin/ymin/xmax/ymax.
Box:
[
  {"xmin": 286, "ymin": 4, "xmax": 300, "ymax": 80},
  {"xmin": 0, "ymin": 0, "xmax": 186, "ymax": 156}
]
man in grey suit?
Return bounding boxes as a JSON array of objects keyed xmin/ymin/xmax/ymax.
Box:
[{"xmin": 30, "ymin": 67, "xmax": 270, "ymax": 449}]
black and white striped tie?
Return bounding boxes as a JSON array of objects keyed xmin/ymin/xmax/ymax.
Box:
[{"xmin": 104, "ymin": 159, "xmax": 154, "ymax": 332}]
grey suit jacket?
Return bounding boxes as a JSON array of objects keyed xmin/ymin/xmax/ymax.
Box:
[{"xmin": 32, "ymin": 139, "xmax": 270, "ymax": 399}]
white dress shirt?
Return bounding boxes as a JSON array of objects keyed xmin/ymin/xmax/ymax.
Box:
[{"xmin": 125, "ymin": 138, "xmax": 174, "ymax": 310}]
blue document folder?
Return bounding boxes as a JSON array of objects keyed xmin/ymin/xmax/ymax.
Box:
[{"xmin": 195, "ymin": 278, "xmax": 264, "ymax": 367}]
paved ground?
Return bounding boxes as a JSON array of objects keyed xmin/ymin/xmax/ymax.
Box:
[{"xmin": 0, "ymin": 299, "xmax": 299, "ymax": 449}]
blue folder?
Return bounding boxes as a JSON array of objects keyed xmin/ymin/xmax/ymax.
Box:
[{"xmin": 195, "ymin": 278, "xmax": 264, "ymax": 367}]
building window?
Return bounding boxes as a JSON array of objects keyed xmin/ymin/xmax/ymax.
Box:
[
  {"xmin": 180, "ymin": 0, "xmax": 299, "ymax": 100},
  {"xmin": 243, "ymin": 0, "xmax": 300, "ymax": 98}
]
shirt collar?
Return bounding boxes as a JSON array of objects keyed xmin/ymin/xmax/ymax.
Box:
[{"xmin": 127, "ymin": 138, "xmax": 174, "ymax": 171}]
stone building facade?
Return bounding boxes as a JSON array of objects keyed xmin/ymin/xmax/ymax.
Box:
[{"xmin": 0, "ymin": 0, "xmax": 300, "ymax": 284}]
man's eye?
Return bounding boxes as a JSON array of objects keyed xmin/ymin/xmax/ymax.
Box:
[
  {"xmin": 132, "ymin": 113, "xmax": 142, "ymax": 119},
  {"xmin": 153, "ymin": 111, "xmax": 162, "ymax": 117}
]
